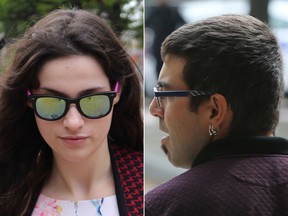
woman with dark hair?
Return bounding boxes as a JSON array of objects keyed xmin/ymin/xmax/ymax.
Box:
[{"xmin": 0, "ymin": 9, "xmax": 143, "ymax": 216}]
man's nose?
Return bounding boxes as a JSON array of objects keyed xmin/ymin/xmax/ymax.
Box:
[{"xmin": 149, "ymin": 97, "xmax": 164, "ymax": 118}]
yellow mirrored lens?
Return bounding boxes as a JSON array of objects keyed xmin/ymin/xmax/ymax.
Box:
[
  {"xmin": 80, "ymin": 95, "xmax": 110, "ymax": 117},
  {"xmin": 36, "ymin": 97, "xmax": 65, "ymax": 120}
]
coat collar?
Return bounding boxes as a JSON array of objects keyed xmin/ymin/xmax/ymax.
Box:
[
  {"xmin": 109, "ymin": 143, "xmax": 143, "ymax": 216},
  {"xmin": 193, "ymin": 136, "xmax": 288, "ymax": 167}
]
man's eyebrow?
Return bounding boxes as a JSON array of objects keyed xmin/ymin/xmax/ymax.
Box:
[{"xmin": 157, "ymin": 81, "xmax": 170, "ymax": 89}]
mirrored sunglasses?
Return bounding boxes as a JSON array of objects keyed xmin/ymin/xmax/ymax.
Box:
[{"xmin": 27, "ymin": 82, "xmax": 119, "ymax": 121}]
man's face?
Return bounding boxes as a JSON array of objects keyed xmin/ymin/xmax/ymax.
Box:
[{"xmin": 149, "ymin": 55, "xmax": 211, "ymax": 169}]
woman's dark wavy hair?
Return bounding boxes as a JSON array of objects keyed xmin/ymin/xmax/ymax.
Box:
[
  {"xmin": 0, "ymin": 9, "xmax": 143, "ymax": 215},
  {"xmin": 161, "ymin": 14, "xmax": 284, "ymax": 137}
]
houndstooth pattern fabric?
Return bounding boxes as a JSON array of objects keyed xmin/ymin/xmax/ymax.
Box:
[{"xmin": 112, "ymin": 144, "xmax": 143, "ymax": 216}]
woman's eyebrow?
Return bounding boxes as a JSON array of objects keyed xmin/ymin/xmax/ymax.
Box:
[
  {"xmin": 36, "ymin": 87, "xmax": 109, "ymax": 97},
  {"xmin": 35, "ymin": 88, "xmax": 67, "ymax": 96},
  {"xmin": 78, "ymin": 87, "xmax": 110, "ymax": 96}
]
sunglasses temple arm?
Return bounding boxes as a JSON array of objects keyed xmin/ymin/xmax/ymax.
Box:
[{"xmin": 114, "ymin": 82, "xmax": 119, "ymax": 93}]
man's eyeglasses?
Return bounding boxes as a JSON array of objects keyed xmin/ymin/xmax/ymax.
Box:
[
  {"xmin": 27, "ymin": 82, "xmax": 119, "ymax": 121},
  {"xmin": 153, "ymin": 86, "xmax": 209, "ymax": 108}
]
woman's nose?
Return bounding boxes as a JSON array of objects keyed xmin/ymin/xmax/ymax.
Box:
[{"xmin": 62, "ymin": 105, "xmax": 85, "ymax": 130}]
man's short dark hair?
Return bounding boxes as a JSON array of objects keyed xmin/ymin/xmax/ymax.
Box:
[{"xmin": 161, "ymin": 14, "xmax": 284, "ymax": 137}]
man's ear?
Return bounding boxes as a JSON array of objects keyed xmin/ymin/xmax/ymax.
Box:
[{"xmin": 209, "ymin": 93, "xmax": 230, "ymax": 127}]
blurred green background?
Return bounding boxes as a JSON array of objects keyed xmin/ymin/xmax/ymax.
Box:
[
  {"xmin": 0, "ymin": 0, "xmax": 143, "ymax": 40},
  {"xmin": 0, "ymin": 0, "xmax": 143, "ymax": 73}
]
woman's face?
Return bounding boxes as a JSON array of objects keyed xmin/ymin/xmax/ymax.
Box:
[{"xmin": 31, "ymin": 55, "xmax": 119, "ymax": 163}]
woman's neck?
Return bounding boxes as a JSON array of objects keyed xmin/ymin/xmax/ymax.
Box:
[{"xmin": 42, "ymin": 141, "xmax": 116, "ymax": 201}]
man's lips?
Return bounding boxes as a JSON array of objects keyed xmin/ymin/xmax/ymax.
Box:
[{"xmin": 161, "ymin": 135, "xmax": 169, "ymax": 155}]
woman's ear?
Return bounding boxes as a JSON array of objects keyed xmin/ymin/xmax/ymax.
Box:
[
  {"xmin": 26, "ymin": 90, "xmax": 33, "ymax": 108},
  {"xmin": 114, "ymin": 93, "xmax": 121, "ymax": 105},
  {"xmin": 26, "ymin": 100, "xmax": 33, "ymax": 108},
  {"xmin": 113, "ymin": 83, "xmax": 122, "ymax": 105}
]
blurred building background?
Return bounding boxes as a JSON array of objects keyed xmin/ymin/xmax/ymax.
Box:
[
  {"xmin": 145, "ymin": 0, "xmax": 288, "ymax": 193},
  {"xmin": 145, "ymin": 0, "xmax": 288, "ymax": 97}
]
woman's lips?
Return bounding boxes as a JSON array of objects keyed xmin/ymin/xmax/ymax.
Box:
[{"xmin": 60, "ymin": 136, "xmax": 88, "ymax": 145}]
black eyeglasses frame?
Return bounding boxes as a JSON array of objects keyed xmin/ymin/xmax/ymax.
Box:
[{"xmin": 153, "ymin": 87, "xmax": 210, "ymax": 108}]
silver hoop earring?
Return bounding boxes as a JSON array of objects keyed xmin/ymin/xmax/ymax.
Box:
[{"xmin": 209, "ymin": 125, "xmax": 219, "ymax": 136}]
